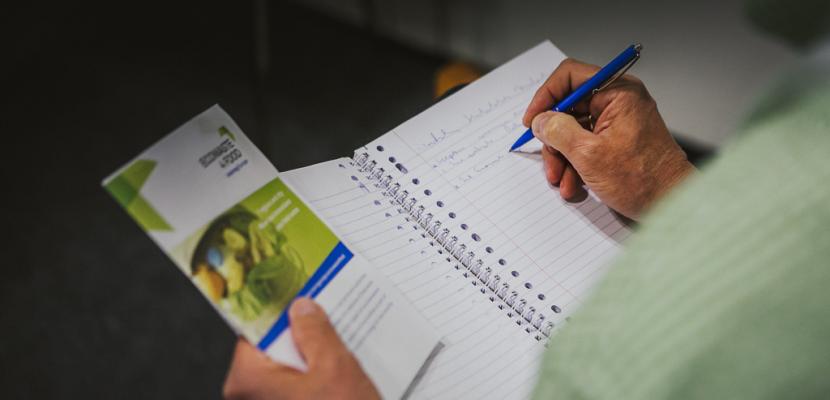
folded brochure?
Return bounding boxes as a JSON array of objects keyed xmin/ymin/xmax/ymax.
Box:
[{"xmin": 102, "ymin": 105, "xmax": 442, "ymax": 399}]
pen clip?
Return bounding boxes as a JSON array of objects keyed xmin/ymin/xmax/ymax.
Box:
[{"xmin": 592, "ymin": 44, "xmax": 642, "ymax": 95}]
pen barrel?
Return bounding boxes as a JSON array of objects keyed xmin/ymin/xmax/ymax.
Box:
[{"xmin": 554, "ymin": 44, "xmax": 640, "ymax": 113}]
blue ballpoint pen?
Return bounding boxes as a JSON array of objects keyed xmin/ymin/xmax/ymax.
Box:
[{"xmin": 508, "ymin": 43, "xmax": 642, "ymax": 152}]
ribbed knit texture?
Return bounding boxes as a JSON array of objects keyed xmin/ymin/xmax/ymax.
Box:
[{"xmin": 533, "ymin": 52, "xmax": 830, "ymax": 399}]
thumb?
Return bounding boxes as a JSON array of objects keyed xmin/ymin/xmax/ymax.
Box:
[
  {"xmin": 289, "ymin": 297, "xmax": 349, "ymax": 370},
  {"xmin": 531, "ymin": 111, "xmax": 594, "ymax": 156}
]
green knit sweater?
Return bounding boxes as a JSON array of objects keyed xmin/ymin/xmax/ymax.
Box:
[{"xmin": 532, "ymin": 44, "xmax": 830, "ymax": 399}]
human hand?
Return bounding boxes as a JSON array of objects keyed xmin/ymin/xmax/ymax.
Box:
[
  {"xmin": 223, "ymin": 298, "xmax": 380, "ymax": 400},
  {"xmin": 522, "ymin": 59, "xmax": 695, "ymax": 220}
]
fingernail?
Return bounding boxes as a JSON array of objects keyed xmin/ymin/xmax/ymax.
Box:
[
  {"xmin": 291, "ymin": 297, "xmax": 318, "ymax": 317},
  {"xmin": 532, "ymin": 112, "xmax": 552, "ymax": 135}
]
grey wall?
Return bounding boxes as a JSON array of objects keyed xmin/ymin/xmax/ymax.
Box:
[{"xmin": 292, "ymin": 0, "xmax": 798, "ymax": 146}]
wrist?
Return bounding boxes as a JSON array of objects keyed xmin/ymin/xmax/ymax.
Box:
[{"xmin": 652, "ymin": 151, "xmax": 695, "ymax": 208}]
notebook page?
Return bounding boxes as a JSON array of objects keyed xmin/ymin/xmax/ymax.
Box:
[
  {"xmin": 358, "ymin": 41, "xmax": 630, "ymax": 318},
  {"xmin": 284, "ymin": 40, "xmax": 631, "ymax": 399},
  {"xmin": 283, "ymin": 160, "xmax": 544, "ymax": 400}
]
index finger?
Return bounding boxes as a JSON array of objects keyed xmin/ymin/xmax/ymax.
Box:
[{"xmin": 522, "ymin": 59, "xmax": 601, "ymax": 127}]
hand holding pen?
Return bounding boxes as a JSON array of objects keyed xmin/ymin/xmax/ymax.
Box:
[{"xmin": 518, "ymin": 47, "xmax": 695, "ymax": 220}]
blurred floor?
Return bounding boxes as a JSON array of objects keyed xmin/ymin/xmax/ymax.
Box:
[{"xmin": 2, "ymin": 1, "xmax": 442, "ymax": 398}]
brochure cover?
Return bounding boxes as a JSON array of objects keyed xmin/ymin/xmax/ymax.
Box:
[{"xmin": 102, "ymin": 105, "xmax": 441, "ymax": 399}]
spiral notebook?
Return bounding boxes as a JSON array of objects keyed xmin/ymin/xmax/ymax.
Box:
[{"xmin": 282, "ymin": 41, "xmax": 631, "ymax": 399}]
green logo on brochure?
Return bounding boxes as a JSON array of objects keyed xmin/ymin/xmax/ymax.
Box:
[
  {"xmin": 219, "ymin": 126, "xmax": 236, "ymax": 141},
  {"xmin": 105, "ymin": 160, "xmax": 172, "ymax": 231}
]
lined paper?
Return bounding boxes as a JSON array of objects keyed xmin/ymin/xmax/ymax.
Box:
[
  {"xmin": 360, "ymin": 41, "xmax": 629, "ymax": 313},
  {"xmin": 284, "ymin": 159, "xmax": 544, "ymax": 400},
  {"xmin": 283, "ymin": 41, "xmax": 631, "ymax": 399}
]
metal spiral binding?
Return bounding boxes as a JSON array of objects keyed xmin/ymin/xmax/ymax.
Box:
[{"xmin": 352, "ymin": 151, "xmax": 555, "ymax": 341}]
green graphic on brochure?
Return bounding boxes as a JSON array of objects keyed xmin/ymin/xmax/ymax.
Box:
[
  {"xmin": 180, "ymin": 177, "xmax": 338, "ymax": 339},
  {"xmin": 219, "ymin": 125, "xmax": 236, "ymax": 141},
  {"xmin": 104, "ymin": 160, "xmax": 172, "ymax": 231}
]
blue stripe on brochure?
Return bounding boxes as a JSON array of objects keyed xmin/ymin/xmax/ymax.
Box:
[{"xmin": 257, "ymin": 241, "xmax": 353, "ymax": 350}]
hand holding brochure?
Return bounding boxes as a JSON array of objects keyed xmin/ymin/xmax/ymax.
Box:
[{"xmin": 103, "ymin": 106, "xmax": 442, "ymax": 399}]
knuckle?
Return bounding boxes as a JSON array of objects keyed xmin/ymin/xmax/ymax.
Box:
[
  {"xmin": 629, "ymin": 80, "xmax": 653, "ymax": 102},
  {"xmin": 556, "ymin": 58, "xmax": 581, "ymax": 74},
  {"xmin": 617, "ymin": 85, "xmax": 640, "ymax": 100},
  {"xmin": 643, "ymin": 92, "xmax": 657, "ymax": 108},
  {"xmin": 625, "ymin": 74, "xmax": 644, "ymax": 86},
  {"xmin": 546, "ymin": 113, "xmax": 570, "ymax": 130},
  {"xmin": 540, "ymin": 116, "xmax": 563, "ymax": 139},
  {"xmin": 634, "ymin": 83, "xmax": 652, "ymax": 101},
  {"xmin": 574, "ymin": 136, "xmax": 601, "ymax": 159},
  {"xmin": 616, "ymin": 84, "xmax": 653, "ymax": 108}
]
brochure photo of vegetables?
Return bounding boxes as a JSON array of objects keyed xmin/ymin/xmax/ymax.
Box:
[{"xmin": 172, "ymin": 177, "xmax": 340, "ymax": 342}]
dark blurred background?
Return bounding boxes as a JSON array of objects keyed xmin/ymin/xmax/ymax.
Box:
[{"xmin": 1, "ymin": 0, "xmax": 796, "ymax": 398}]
